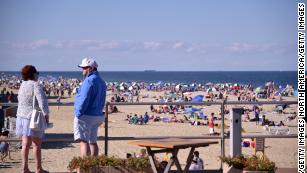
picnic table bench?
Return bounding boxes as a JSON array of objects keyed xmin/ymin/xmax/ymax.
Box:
[{"xmin": 128, "ymin": 138, "xmax": 218, "ymax": 173}]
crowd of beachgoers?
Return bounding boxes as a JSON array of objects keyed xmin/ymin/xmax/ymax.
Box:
[
  {"xmin": 0, "ymin": 72, "xmax": 300, "ymax": 171},
  {"xmin": 0, "ymin": 72, "xmax": 296, "ymax": 102},
  {"xmin": 0, "ymin": 72, "xmax": 298, "ymax": 131}
]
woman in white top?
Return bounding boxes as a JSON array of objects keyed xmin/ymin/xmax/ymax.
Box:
[{"xmin": 16, "ymin": 65, "xmax": 49, "ymax": 173}]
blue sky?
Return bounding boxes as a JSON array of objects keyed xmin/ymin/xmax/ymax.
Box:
[{"xmin": 0, "ymin": 0, "xmax": 303, "ymax": 71}]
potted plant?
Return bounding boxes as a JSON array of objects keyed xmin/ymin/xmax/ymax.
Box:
[
  {"xmin": 68, "ymin": 155, "xmax": 153, "ymax": 173},
  {"xmin": 220, "ymin": 154, "xmax": 276, "ymax": 173},
  {"xmin": 125, "ymin": 157, "xmax": 153, "ymax": 173}
]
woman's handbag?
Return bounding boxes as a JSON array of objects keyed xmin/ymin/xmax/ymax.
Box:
[{"xmin": 29, "ymin": 93, "xmax": 47, "ymax": 131}]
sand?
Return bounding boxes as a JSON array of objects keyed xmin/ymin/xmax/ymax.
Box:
[{"xmin": 0, "ymin": 88, "xmax": 302, "ymax": 173}]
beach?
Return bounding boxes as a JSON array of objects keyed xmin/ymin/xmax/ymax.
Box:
[{"xmin": 0, "ymin": 85, "xmax": 300, "ymax": 173}]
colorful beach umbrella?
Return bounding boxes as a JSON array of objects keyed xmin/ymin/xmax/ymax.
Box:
[
  {"xmin": 192, "ymin": 95, "xmax": 204, "ymax": 102},
  {"xmin": 255, "ymin": 86, "xmax": 265, "ymax": 94}
]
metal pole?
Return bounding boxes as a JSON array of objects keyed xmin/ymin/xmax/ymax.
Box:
[
  {"xmin": 104, "ymin": 102, "xmax": 109, "ymax": 156},
  {"xmin": 220, "ymin": 100, "xmax": 225, "ymax": 170}
]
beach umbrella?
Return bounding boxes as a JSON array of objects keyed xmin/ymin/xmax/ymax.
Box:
[
  {"xmin": 205, "ymin": 82, "xmax": 213, "ymax": 86},
  {"xmin": 184, "ymin": 107, "xmax": 202, "ymax": 113},
  {"xmin": 191, "ymin": 107, "xmax": 202, "ymax": 111},
  {"xmin": 206, "ymin": 88, "xmax": 212, "ymax": 93},
  {"xmin": 183, "ymin": 92, "xmax": 192, "ymax": 96},
  {"xmin": 192, "ymin": 95, "xmax": 204, "ymax": 102},
  {"xmin": 128, "ymin": 86, "xmax": 133, "ymax": 91},
  {"xmin": 255, "ymin": 86, "xmax": 265, "ymax": 94},
  {"xmin": 265, "ymin": 81, "xmax": 273, "ymax": 87},
  {"xmin": 157, "ymin": 81, "xmax": 164, "ymax": 86},
  {"xmin": 274, "ymin": 87, "xmax": 285, "ymax": 96}
]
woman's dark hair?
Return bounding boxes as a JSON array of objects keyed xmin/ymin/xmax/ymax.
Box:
[{"xmin": 21, "ymin": 65, "xmax": 38, "ymax": 81}]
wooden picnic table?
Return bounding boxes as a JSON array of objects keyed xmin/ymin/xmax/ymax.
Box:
[{"xmin": 128, "ymin": 138, "xmax": 218, "ymax": 173}]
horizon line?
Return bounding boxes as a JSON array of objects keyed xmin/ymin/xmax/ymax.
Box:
[{"xmin": 0, "ymin": 70, "xmax": 299, "ymax": 72}]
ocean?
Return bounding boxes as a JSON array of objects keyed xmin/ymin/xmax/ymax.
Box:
[{"xmin": 1, "ymin": 71, "xmax": 297, "ymax": 88}]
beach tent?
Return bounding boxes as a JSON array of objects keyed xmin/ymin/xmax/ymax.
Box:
[{"xmin": 192, "ymin": 95, "xmax": 204, "ymax": 102}]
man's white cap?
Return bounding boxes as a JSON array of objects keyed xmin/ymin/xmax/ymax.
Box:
[{"xmin": 78, "ymin": 57, "xmax": 98, "ymax": 68}]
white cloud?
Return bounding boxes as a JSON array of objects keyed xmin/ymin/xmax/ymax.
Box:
[
  {"xmin": 8, "ymin": 40, "xmax": 292, "ymax": 55},
  {"xmin": 224, "ymin": 42, "xmax": 281, "ymax": 53},
  {"xmin": 12, "ymin": 39, "xmax": 49, "ymax": 50},
  {"xmin": 143, "ymin": 41, "xmax": 161, "ymax": 50},
  {"xmin": 172, "ymin": 42, "xmax": 184, "ymax": 49}
]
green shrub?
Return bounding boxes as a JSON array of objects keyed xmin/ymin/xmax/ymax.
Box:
[
  {"xmin": 220, "ymin": 154, "xmax": 276, "ymax": 172},
  {"xmin": 68, "ymin": 155, "xmax": 152, "ymax": 172}
]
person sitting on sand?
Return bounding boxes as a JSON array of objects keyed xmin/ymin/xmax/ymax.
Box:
[
  {"xmin": 126, "ymin": 114, "xmax": 131, "ymax": 121},
  {"xmin": 189, "ymin": 151, "xmax": 204, "ymax": 170},
  {"xmin": 153, "ymin": 116, "xmax": 160, "ymax": 122},
  {"xmin": 277, "ymin": 121, "xmax": 285, "ymax": 126},
  {"xmin": 261, "ymin": 115, "xmax": 275, "ymax": 126},
  {"xmin": 150, "ymin": 105, "xmax": 155, "ymax": 112},
  {"xmin": 170, "ymin": 115, "xmax": 178, "ymax": 123},
  {"xmin": 144, "ymin": 112, "xmax": 149, "ymax": 124},
  {"xmin": 126, "ymin": 153, "xmax": 132, "ymax": 159},
  {"xmin": 0, "ymin": 131, "xmax": 10, "ymax": 162},
  {"xmin": 130, "ymin": 114, "xmax": 139, "ymax": 124},
  {"xmin": 138, "ymin": 115, "xmax": 144, "ymax": 125},
  {"xmin": 136, "ymin": 149, "xmax": 147, "ymax": 158}
]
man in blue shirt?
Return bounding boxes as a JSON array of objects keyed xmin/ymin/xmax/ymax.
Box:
[{"xmin": 74, "ymin": 57, "xmax": 106, "ymax": 156}]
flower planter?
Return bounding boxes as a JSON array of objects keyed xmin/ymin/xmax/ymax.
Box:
[
  {"xmin": 68, "ymin": 155, "xmax": 153, "ymax": 173},
  {"xmin": 221, "ymin": 155, "xmax": 275, "ymax": 173},
  {"xmin": 77, "ymin": 166, "xmax": 126, "ymax": 173},
  {"xmin": 76, "ymin": 166, "xmax": 153, "ymax": 173},
  {"xmin": 223, "ymin": 166, "xmax": 269, "ymax": 173},
  {"xmin": 223, "ymin": 165, "xmax": 242, "ymax": 173}
]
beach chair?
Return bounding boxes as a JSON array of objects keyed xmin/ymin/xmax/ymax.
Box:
[
  {"xmin": 199, "ymin": 112, "xmax": 207, "ymax": 120},
  {"xmin": 162, "ymin": 117, "xmax": 169, "ymax": 123},
  {"xmin": 267, "ymin": 126, "xmax": 290, "ymax": 135},
  {"xmin": 254, "ymin": 138, "xmax": 265, "ymax": 155}
]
